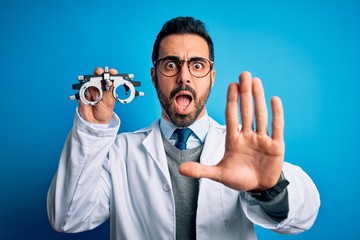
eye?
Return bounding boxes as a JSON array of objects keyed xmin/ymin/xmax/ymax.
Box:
[
  {"xmin": 164, "ymin": 60, "xmax": 178, "ymax": 70},
  {"xmin": 191, "ymin": 61, "xmax": 205, "ymax": 71}
]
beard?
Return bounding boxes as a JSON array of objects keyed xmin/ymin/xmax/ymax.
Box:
[{"xmin": 154, "ymin": 75, "xmax": 212, "ymax": 127}]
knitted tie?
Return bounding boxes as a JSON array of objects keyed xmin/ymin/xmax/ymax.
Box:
[{"xmin": 174, "ymin": 128, "xmax": 193, "ymax": 150}]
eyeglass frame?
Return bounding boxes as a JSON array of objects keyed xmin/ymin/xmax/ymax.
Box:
[{"xmin": 153, "ymin": 56, "xmax": 214, "ymax": 78}]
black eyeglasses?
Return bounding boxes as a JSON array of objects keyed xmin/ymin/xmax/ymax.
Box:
[{"xmin": 153, "ymin": 56, "xmax": 214, "ymax": 78}]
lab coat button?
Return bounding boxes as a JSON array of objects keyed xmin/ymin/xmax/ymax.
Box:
[{"xmin": 162, "ymin": 183, "xmax": 171, "ymax": 192}]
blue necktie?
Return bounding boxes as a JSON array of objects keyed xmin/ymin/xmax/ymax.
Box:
[{"xmin": 174, "ymin": 128, "xmax": 193, "ymax": 150}]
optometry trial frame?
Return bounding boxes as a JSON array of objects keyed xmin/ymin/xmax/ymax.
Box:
[{"xmin": 70, "ymin": 66, "xmax": 144, "ymax": 105}]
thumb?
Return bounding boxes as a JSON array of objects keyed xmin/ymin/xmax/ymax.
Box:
[{"xmin": 179, "ymin": 162, "xmax": 221, "ymax": 182}]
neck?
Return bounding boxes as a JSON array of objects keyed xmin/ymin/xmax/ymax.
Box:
[{"xmin": 161, "ymin": 108, "xmax": 207, "ymax": 126}]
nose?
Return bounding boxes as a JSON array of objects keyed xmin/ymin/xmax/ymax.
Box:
[{"xmin": 177, "ymin": 62, "xmax": 191, "ymax": 85}]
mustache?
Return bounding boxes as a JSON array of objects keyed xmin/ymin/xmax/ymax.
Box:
[{"xmin": 169, "ymin": 84, "xmax": 197, "ymax": 100}]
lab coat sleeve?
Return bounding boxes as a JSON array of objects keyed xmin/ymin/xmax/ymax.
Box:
[
  {"xmin": 47, "ymin": 109, "xmax": 120, "ymax": 233},
  {"xmin": 239, "ymin": 162, "xmax": 320, "ymax": 234}
]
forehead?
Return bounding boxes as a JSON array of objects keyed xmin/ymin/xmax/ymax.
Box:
[{"xmin": 158, "ymin": 34, "xmax": 209, "ymax": 59}]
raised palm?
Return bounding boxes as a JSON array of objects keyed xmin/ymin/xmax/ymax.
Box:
[{"xmin": 179, "ymin": 72, "xmax": 285, "ymax": 191}]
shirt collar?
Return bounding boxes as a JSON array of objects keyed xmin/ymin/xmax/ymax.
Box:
[{"xmin": 160, "ymin": 111, "xmax": 210, "ymax": 144}]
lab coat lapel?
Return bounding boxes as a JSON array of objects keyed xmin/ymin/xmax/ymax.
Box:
[
  {"xmin": 200, "ymin": 120, "xmax": 226, "ymax": 165},
  {"xmin": 141, "ymin": 120, "xmax": 171, "ymax": 182}
]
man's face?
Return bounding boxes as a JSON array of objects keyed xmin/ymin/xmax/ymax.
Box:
[{"xmin": 151, "ymin": 34, "xmax": 216, "ymax": 127}]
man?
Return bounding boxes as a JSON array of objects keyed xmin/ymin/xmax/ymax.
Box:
[{"xmin": 47, "ymin": 16, "xmax": 320, "ymax": 239}]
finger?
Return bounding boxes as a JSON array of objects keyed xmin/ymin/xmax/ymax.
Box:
[
  {"xmin": 78, "ymin": 99, "xmax": 89, "ymax": 113},
  {"xmin": 94, "ymin": 67, "xmax": 104, "ymax": 75},
  {"xmin": 239, "ymin": 72, "xmax": 253, "ymax": 132},
  {"xmin": 226, "ymin": 82, "xmax": 240, "ymax": 139},
  {"xmin": 94, "ymin": 67, "xmax": 118, "ymax": 75},
  {"xmin": 109, "ymin": 68, "xmax": 118, "ymax": 74},
  {"xmin": 178, "ymin": 162, "xmax": 221, "ymax": 182},
  {"xmin": 271, "ymin": 96, "xmax": 284, "ymax": 141},
  {"xmin": 78, "ymin": 100, "xmax": 94, "ymax": 122},
  {"xmin": 252, "ymin": 77, "xmax": 268, "ymax": 135},
  {"xmin": 86, "ymin": 86, "xmax": 101, "ymax": 101}
]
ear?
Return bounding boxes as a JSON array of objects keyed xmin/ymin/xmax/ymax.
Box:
[
  {"xmin": 210, "ymin": 69, "xmax": 216, "ymax": 88},
  {"xmin": 151, "ymin": 67, "xmax": 156, "ymax": 87}
]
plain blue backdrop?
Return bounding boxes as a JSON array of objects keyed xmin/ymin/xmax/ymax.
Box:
[{"xmin": 1, "ymin": 0, "xmax": 359, "ymax": 239}]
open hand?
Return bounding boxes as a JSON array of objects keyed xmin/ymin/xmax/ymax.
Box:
[{"xmin": 179, "ymin": 71, "xmax": 285, "ymax": 191}]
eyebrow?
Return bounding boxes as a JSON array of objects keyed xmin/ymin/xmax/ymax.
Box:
[
  {"xmin": 162, "ymin": 55, "xmax": 208, "ymax": 61},
  {"xmin": 162, "ymin": 55, "xmax": 181, "ymax": 61}
]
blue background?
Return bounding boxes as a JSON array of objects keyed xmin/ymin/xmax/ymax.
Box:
[{"xmin": 1, "ymin": 0, "xmax": 359, "ymax": 239}]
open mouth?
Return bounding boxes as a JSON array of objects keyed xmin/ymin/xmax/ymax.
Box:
[{"xmin": 175, "ymin": 93, "xmax": 193, "ymax": 110}]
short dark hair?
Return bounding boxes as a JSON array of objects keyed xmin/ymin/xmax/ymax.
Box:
[{"xmin": 152, "ymin": 16, "xmax": 214, "ymax": 64}]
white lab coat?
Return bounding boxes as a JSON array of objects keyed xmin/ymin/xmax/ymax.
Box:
[{"xmin": 47, "ymin": 111, "xmax": 320, "ymax": 240}]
